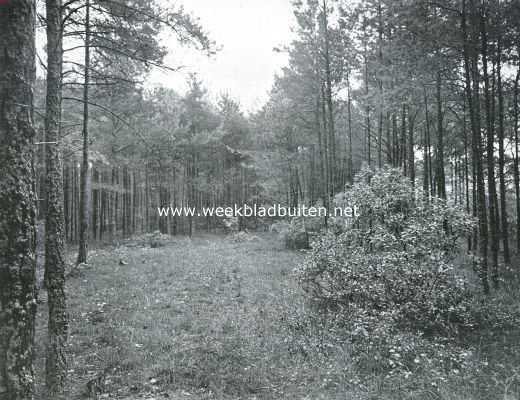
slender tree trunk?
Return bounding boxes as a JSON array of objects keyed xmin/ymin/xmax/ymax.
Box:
[
  {"xmin": 464, "ymin": 0, "xmax": 489, "ymax": 293},
  {"xmin": 364, "ymin": 20, "xmax": 371, "ymax": 166},
  {"xmin": 423, "ymin": 89, "xmax": 430, "ymax": 198},
  {"xmin": 423, "ymin": 127, "xmax": 429, "ymax": 197},
  {"xmin": 92, "ymin": 168, "xmax": 98, "ymax": 240},
  {"xmin": 77, "ymin": 0, "xmax": 91, "ymax": 264},
  {"xmin": 0, "ymin": 1, "xmax": 38, "ymax": 398},
  {"xmin": 377, "ymin": 0, "xmax": 384, "ymax": 168},
  {"xmin": 463, "ymin": 99, "xmax": 472, "ymax": 249},
  {"xmin": 44, "ymin": 0, "xmax": 68, "ymax": 396},
  {"xmin": 408, "ymin": 110, "xmax": 415, "ymax": 188},
  {"xmin": 436, "ymin": 70, "xmax": 446, "ymax": 199},
  {"xmin": 480, "ymin": 6, "xmax": 499, "ymax": 287},
  {"xmin": 386, "ymin": 112, "xmax": 392, "ymax": 165},
  {"xmin": 496, "ymin": 20, "xmax": 510, "ymax": 265},
  {"xmin": 401, "ymin": 104, "xmax": 407, "ymax": 175},
  {"xmin": 392, "ymin": 113, "xmax": 398, "ymax": 167},
  {"xmin": 64, "ymin": 165, "xmax": 70, "ymax": 240},
  {"xmin": 322, "ymin": 0, "xmax": 336, "ymax": 191},
  {"xmin": 347, "ymin": 72, "xmax": 353, "ymax": 182},
  {"xmin": 316, "ymin": 94, "xmax": 327, "ymax": 223},
  {"xmin": 319, "ymin": 87, "xmax": 330, "ymax": 215},
  {"xmin": 514, "ymin": 63, "xmax": 520, "ymax": 252}
]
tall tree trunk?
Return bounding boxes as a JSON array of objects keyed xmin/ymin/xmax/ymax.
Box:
[
  {"xmin": 423, "ymin": 127, "xmax": 429, "ymax": 196},
  {"xmin": 322, "ymin": 0, "xmax": 336, "ymax": 191},
  {"xmin": 392, "ymin": 113, "xmax": 398, "ymax": 167},
  {"xmin": 0, "ymin": 1, "xmax": 38, "ymax": 398},
  {"xmin": 401, "ymin": 104, "xmax": 407, "ymax": 174},
  {"xmin": 480, "ymin": 6, "xmax": 499, "ymax": 288},
  {"xmin": 320, "ymin": 87, "xmax": 330, "ymax": 215},
  {"xmin": 514, "ymin": 63, "xmax": 520, "ymax": 252},
  {"xmin": 347, "ymin": 72, "xmax": 353, "ymax": 182},
  {"xmin": 463, "ymin": 98, "xmax": 472, "ymax": 249},
  {"xmin": 77, "ymin": 0, "xmax": 91, "ymax": 264},
  {"xmin": 423, "ymin": 89, "xmax": 431, "ymax": 198},
  {"xmin": 496, "ymin": 17, "xmax": 510, "ymax": 265},
  {"xmin": 377, "ymin": 0, "xmax": 384, "ymax": 168},
  {"xmin": 408, "ymin": 110, "xmax": 415, "ymax": 188},
  {"xmin": 316, "ymin": 94, "xmax": 327, "ymax": 224},
  {"xmin": 92, "ymin": 168, "xmax": 98, "ymax": 240},
  {"xmin": 44, "ymin": 0, "xmax": 68, "ymax": 396},
  {"xmin": 436, "ymin": 70, "xmax": 446, "ymax": 199},
  {"xmin": 364, "ymin": 19, "xmax": 371, "ymax": 166},
  {"xmin": 464, "ymin": 0, "xmax": 489, "ymax": 293}
]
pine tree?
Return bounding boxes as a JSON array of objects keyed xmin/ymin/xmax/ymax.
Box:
[
  {"xmin": 0, "ymin": 1, "xmax": 39, "ymax": 398},
  {"xmin": 44, "ymin": 0, "xmax": 68, "ymax": 395}
]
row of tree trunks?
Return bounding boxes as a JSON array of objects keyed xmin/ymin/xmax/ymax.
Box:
[{"xmin": 60, "ymin": 158, "xmax": 260, "ymax": 241}]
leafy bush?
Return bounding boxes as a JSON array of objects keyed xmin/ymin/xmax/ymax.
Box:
[{"xmin": 298, "ymin": 167, "xmax": 476, "ymax": 335}]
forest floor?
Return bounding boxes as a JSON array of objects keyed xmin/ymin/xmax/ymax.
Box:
[
  {"xmin": 34, "ymin": 233, "xmax": 361, "ymax": 399},
  {"xmin": 33, "ymin": 233, "xmax": 520, "ymax": 400}
]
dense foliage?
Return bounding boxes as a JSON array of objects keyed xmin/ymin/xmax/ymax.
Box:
[
  {"xmin": 298, "ymin": 167, "xmax": 476, "ymax": 334},
  {"xmin": 292, "ymin": 168, "xmax": 520, "ymax": 394}
]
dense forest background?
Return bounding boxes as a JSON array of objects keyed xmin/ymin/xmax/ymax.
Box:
[
  {"xmin": 3, "ymin": 0, "xmax": 520, "ymax": 399},
  {"xmin": 33, "ymin": 0, "xmax": 520, "ymax": 292}
]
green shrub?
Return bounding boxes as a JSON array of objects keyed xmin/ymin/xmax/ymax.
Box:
[{"xmin": 298, "ymin": 167, "xmax": 476, "ymax": 335}]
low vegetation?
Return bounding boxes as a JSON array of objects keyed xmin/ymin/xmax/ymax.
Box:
[{"xmin": 33, "ymin": 170, "xmax": 520, "ymax": 399}]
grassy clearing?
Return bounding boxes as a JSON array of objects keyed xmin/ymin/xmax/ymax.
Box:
[
  {"xmin": 34, "ymin": 234, "xmax": 357, "ymax": 399},
  {"xmin": 34, "ymin": 234, "xmax": 520, "ymax": 399}
]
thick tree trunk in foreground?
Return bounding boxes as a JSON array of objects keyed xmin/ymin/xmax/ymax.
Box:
[
  {"xmin": 77, "ymin": 0, "xmax": 91, "ymax": 264},
  {"xmin": 44, "ymin": 0, "xmax": 68, "ymax": 396},
  {"xmin": 0, "ymin": 1, "xmax": 38, "ymax": 399}
]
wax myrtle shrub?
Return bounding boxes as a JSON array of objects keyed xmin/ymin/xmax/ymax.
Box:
[
  {"xmin": 290, "ymin": 167, "xmax": 518, "ymax": 394},
  {"xmin": 298, "ymin": 167, "xmax": 477, "ymax": 334},
  {"xmin": 290, "ymin": 167, "xmax": 520, "ymax": 396}
]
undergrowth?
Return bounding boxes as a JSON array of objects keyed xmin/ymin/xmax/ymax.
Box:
[{"xmin": 33, "ymin": 228, "xmax": 520, "ymax": 399}]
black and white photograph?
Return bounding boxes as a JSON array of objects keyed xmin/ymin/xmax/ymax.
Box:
[{"xmin": 1, "ymin": 0, "xmax": 520, "ymax": 399}]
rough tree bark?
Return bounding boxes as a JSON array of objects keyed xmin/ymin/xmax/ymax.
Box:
[
  {"xmin": 44, "ymin": 0, "xmax": 68, "ymax": 396},
  {"xmin": 0, "ymin": 1, "xmax": 38, "ymax": 399}
]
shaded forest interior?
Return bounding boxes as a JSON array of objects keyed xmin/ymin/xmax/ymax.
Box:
[
  {"xmin": 3, "ymin": 0, "xmax": 520, "ymax": 399},
  {"xmin": 32, "ymin": 0, "xmax": 520, "ymax": 288}
]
